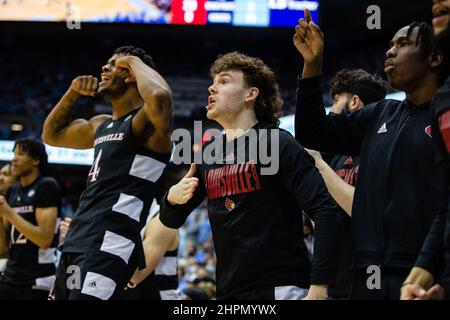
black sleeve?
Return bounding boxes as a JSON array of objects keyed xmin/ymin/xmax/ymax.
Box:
[
  {"xmin": 414, "ymin": 97, "xmax": 450, "ymax": 280},
  {"xmin": 295, "ymin": 75, "xmax": 380, "ymax": 156},
  {"xmin": 278, "ymin": 132, "xmax": 341, "ymax": 285},
  {"xmin": 159, "ymin": 164, "xmax": 207, "ymax": 229},
  {"xmin": 35, "ymin": 178, "xmax": 61, "ymax": 208},
  {"xmin": 415, "ymin": 209, "xmax": 445, "ymax": 281}
]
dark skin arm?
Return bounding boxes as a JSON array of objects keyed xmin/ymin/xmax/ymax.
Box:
[
  {"xmin": 42, "ymin": 75, "xmax": 111, "ymax": 149},
  {"xmin": 115, "ymin": 56, "xmax": 173, "ymax": 154}
]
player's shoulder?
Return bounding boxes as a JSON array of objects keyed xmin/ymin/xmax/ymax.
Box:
[
  {"xmin": 90, "ymin": 114, "xmax": 113, "ymax": 131},
  {"xmin": 91, "ymin": 114, "xmax": 112, "ymax": 123},
  {"xmin": 6, "ymin": 181, "xmax": 20, "ymax": 196},
  {"xmin": 254, "ymin": 121, "xmax": 304, "ymax": 155},
  {"xmin": 36, "ymin": 176, "xmax": 60, "ymax": 190},
  {"xmin": 352, "ymin": 99, "xmax": 397, "ymax": 123},
  {"xmin": 441, "ymin": 75, "xmax": 450, "ymax": 91},
  {"xmin": 433, "ymin": 76, "xmax": 450, "ymax": 113}
]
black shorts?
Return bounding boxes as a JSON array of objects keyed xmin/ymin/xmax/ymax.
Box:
[
  {"xmin": 0, "ymin": 275, "xmax": 50, "ymax": 300},
  {"xmin": 349, "ymin": 268, "xmax": 409, "ymax": 300},
  {"xmin": 49, "ymin": 250, "xmax": 136, "ymax": 300},
  {"xmin": 119, "ymin": 274, "xmax": 179, "ymax": 300}
]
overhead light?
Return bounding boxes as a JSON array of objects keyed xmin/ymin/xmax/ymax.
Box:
[{"xmin": 11, "ymin": 124, "xmax": 23, "ymax": 131}]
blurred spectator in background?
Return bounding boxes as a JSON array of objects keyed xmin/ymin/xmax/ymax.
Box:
[
  {"xmin": 0, "ymin": 163, "xmax": 17, "ymax": 196},
  {"xmin": 0, "ymin": 163, "xmax": 18, "ymax": 270}
]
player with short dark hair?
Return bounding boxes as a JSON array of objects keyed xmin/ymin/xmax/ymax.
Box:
[
  {"xmin": 401, "ymin": 0, "xmax": 450, "ymax": 300},
  {"xmin": 303, "ymin": 68, "xmax": 386, "ymax": 299},
  {"xmin": 329, "ymin": 69, "xmax": 386, "ymax": 114},
  {"xmin": 294, "ymin": 9, "xmax": 442, "ymax": 299},
  {"xmin": 42, "ymin": 45, "xmax": 173, "ymax": 300},
  {"xmin": 0, "ymin": 138, "xmax": 61, "ymax": 299}
]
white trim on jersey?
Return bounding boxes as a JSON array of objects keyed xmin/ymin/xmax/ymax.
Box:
[
  {"xmin": 38, "ymin": 248, "xmax": 56, "ymax": 264},
  {"xmin": 155, "ymin": 256, "xmax": 177, "ymax": 276},
  {"xmin": 54, "ymin": 217, "xmax": 61, "ymax": 234},
  {"xmin": 33, "ymin": 275, "xmax": 56, "ymax": 291},
  {"xmin": 274, "ymin": 286, "xmax": 308, "ymax": 300},
  {"xmin": 129, "ymin": 154, "xmax": 167, "ymax": 182},
  {"xmin": 0, "ymin": 258, "xmax": 8, "ymax": 272},
  {"xmin": 112, "ymin": 193, "xmax": 143, "ymax": 222},
  {"xmin": 140, "ymin": 199, "xmax": 160, "ymax": 239},
  {"xmin": 81, "ymin": 272, "xmax": 116, "ymax": 300},
  {"xmin": 100, "ymin": 230, "xmax": 135, "ymax": 264},
  {"xmin": 159, "ymin": 289, "xmax": 180, "ymax": 300},
  {"xmin": 148, "ymin": 198, "xmax": 161, "ymax": 221}
]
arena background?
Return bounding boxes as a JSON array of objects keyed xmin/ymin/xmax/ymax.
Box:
[{"xmin": 0, "ymin": 0, "xmax": 433, "ymax": 300}]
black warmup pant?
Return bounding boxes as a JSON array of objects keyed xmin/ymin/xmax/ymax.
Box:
[
  {"xmin": 0, "ymin": 275, "xmax": 50, "ymax": 300},
  {"xmin": 349, "ymin": 267, "xmax": 409, "ymax": 300}
]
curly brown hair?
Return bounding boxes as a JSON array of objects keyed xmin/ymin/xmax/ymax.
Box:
[
  {"xmin": 330, "ymin": 69, "xmax": 387, "ymax": 105},
  {"xmin": 210, "ymin": 52, "xmax": 283, "ymax": 124}
]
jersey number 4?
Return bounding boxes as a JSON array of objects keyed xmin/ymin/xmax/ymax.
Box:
[{"xmin": 88, "ymin": 149, "xmax": 103, "ymax": 182}]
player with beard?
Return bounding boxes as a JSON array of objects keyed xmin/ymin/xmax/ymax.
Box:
[
  {"xmin": 42, "ymin": 46, "xmax": 173, "ymax": 300},
  {"xmin": 301, "ymin": 69, "xmax": 386, "ymax": 299}
]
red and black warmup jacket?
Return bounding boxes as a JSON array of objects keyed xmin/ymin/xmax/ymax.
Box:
[
  {"xmin": 295, "ymin": 75, "xmax": 439, "ymax": 271},
  {"xmin": 415, "ymin": 76, "xmax": 450, "ymax": 287},
  {"xmin": 160, "ymin": 122, "xmax": 341, "ymax": 299}
]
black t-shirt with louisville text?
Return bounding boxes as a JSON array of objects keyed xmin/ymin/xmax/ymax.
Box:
[
  {"xmin": 160, "ymin": 121, "xmax": 341, "ymax": 299},
  {"xmin": 4, "ymin": 176, "xmax": 61, "ymax": 285}
]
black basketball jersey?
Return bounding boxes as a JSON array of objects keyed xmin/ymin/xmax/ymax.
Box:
[
  {"xmin": 140, "ymin": 200, "xmax": 178, "ymax": 300},
  {"xmin": 4, "ymin": 176, "xmax": 61, "ymax": 286},
  {"xmin": 63, "ymin": 109, "xmax": 170, "ymax": 269},
  {"xmin": 140, "ymin": 248, "xmax": 179, "ymax": 300}
]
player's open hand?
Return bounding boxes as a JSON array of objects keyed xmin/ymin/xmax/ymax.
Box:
[{"xmin": 167, "ymin": 164, "xmax": 199, "ymax": 205}]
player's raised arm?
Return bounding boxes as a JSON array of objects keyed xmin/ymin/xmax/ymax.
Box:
[
  {"xmin": 115, "ymin": 56, "xmax": 173, "ymax": 154},
  {"xmin": 42, "ymin": 75, "xmax": 111, "ymax": 149},
  {"xmin": 293, "ymin": 9, "xmax": 324, "ymax": 79}
]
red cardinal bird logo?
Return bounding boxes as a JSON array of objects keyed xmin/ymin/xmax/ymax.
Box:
[{"xmin": 225, "ymin": 197, "xmax": 235, "ymax": 211}]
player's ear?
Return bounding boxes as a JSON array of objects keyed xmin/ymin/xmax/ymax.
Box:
[
  {"xmin": 429, "ymin": 50, "xmax": 443, "ymax": 69},
  {"xmin": 124, "ymin": 73, "xmax": 136, "ymax": 84},
  {"xmin": 350, "ymin": 95, "xmax": 364, "ymax": 109},
  {"xmin": 245, "ymin": 87, "xmax": 259, "ymax": 103},
  {"xmin": 32, "ymin": 158, "xmax": 40, "ymax": 169}
]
